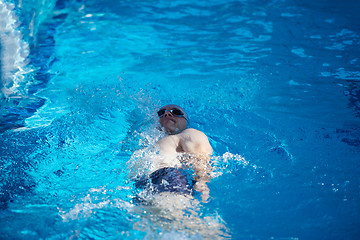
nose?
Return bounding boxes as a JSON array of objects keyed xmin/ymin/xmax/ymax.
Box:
[{"xmin": 163, "ymin": 110, "xmax": 173, "ymax": 117}]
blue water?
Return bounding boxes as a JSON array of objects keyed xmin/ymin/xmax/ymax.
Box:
[{"xmin": 1, "ymin": 0, "xmax": 360, "ymax": 239}]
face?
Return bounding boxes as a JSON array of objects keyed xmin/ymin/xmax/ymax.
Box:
[{"xmin": 158, "ymin": 105, "xmax": 187, "ymax": 134}]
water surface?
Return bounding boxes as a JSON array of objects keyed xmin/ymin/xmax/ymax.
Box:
[{"xmin": 1, "ymin": 0, "xmax": 359, "ymax": 239}]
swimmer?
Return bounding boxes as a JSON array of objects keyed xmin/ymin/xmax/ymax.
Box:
[{"xmin": 136, "ymin": 104, "xmax": 213, "ymax": 202}]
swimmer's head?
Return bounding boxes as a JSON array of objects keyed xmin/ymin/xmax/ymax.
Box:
[{"xmin": 157, "ymin": 104, "xmax": 188, "ymax": 134}]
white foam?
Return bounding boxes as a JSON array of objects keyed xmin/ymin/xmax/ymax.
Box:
[{"xmin": 0, "ymin": 0, "xmax": 30, "ymax": 96}]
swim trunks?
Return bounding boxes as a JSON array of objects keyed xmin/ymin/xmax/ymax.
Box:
[{"xmin": 135, "ymin": 167, "xmax": 194, "ymax": 195}]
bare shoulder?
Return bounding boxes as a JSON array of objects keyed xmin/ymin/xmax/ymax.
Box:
[
  {"xmin": 157, "ymin": 134, "xmax": 181, "ymax": 150},
  {"xmin": 179, "ymin": 128, "xmax": 213, "ymax": 154},
  {"xmin": 181, "ymin": 128, "xmax": 208, "ymax": 138}
]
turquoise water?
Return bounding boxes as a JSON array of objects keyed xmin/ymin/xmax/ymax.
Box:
[{"xmin": 1, "ymin": 0, "xmax": 360, "ymax": 239}]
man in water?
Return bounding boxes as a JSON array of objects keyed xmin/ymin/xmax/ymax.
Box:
[
  {"xmin": 132, "ymin": 105, "xmax": 228, "ymax": 236},
  {"xmin": 148, "ymin": 104, "xmax": 213, "ymax": 202}
]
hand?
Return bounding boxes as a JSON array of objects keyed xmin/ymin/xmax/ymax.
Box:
[{"xmin": 194, "ymin": 181, "xmax": 210, "ymax": 203}]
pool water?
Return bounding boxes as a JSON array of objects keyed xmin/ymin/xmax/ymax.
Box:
[{"xmin": 1, "ymin": 0, "xmax": 360, "ymax": 239}]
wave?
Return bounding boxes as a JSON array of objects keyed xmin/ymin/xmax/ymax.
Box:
[
  {"xmin": 0, "ymin": 0, "xmax": 61, "ymax": 132},
  {"xmin": 0, "ymin": 0, "xmax": 31, "ymax": 96}
]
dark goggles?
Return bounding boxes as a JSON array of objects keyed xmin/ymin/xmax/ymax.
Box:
[{"xmin": 157, "ymin": 108, "xmax": 185, "ymax": 118}]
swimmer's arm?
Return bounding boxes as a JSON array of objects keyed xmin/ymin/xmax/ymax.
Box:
[
  {"xmin": 179, "ymin": 128, "xmax": 213, "ymax": 156},
  {"xmin": 179, "ymin": 128, "xmax": 213, "ymax": 201}
]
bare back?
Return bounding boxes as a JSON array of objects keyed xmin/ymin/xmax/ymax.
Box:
[
  {"xmin": 157, "ymin": 128, "xmax": 212, "ymax": 158},
  {"xmin": 156, "ymin": 128, "xmax": 213, "ymax": 180}
]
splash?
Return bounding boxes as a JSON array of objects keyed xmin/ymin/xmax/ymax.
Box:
[
  {"xmin": 59, "ymin": 187, "xmax": 133, "ymax": 222},
  {"xmin": 0, "ymin": 0, "xmax": 31, "ymax": 96}
]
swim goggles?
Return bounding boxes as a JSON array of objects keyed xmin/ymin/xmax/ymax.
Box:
[{"xmin": 157, "ymin": 108, "xmax": 185, "ymax": 118}]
